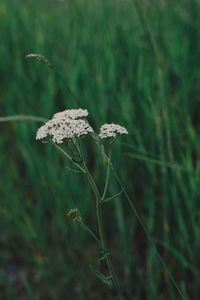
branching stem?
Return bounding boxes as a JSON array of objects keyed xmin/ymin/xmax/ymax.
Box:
[{"xmin": 76, "ymin": 144, "xmax": 124, "ymax": 300}]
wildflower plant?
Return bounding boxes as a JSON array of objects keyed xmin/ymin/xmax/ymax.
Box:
[
  {"xmin": 0, "ymin": 52, "xmax": 187, "ymax": 300},
  {"xmin": 36, "ymin": 108, "xmax": 127, "ymax": 299}
]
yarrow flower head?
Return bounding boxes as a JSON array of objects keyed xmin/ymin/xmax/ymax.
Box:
[
  {"xmin": 53, "ymin": 109, "xmax": 88, "ymax": 120},
  {"xmin": 36, "ymin": 108, "xmax": 93, "ymax": 144},
  {"xmin": 99, "ymin": 123, "xmax": 128, "ymax": 139}
]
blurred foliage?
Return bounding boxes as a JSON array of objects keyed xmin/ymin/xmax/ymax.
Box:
[{"xmin": 0, "ymin": 0, "xmax": 200, "ymax": 299}]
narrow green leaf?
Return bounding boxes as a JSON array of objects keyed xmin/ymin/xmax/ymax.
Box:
[
  {"xmin": 101, "ymin": 189, "xmax": 124, "ymax": 203},
  {"xmin": 65, "ymin": 165, "xmax": 83, "ymax": 174}
]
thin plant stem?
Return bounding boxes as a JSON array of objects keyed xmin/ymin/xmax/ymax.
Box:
[
  {"xmin": 102, "ymin": 144, "xmax": 111, "ymax": 200},
  {"xmin": 99, "ymin": 144, "xmax": 125, "ymax": 298},
  {"xmin": 80, "ymin": 158, "xmax": 124, "ymax": 299},
  {"xmin": 53, "ymin": 143, "xmax": 86, "ymax": 173},
  {"xmin": 98, "ymin": 144, "xmax": 125, "ymax": 296},
  {"xmin": 80, "ymin": 222, "xmax": 101, "ymax": 246},
  {"xmin": 54, "ymin": 143, "xmax": 122, "ymax": 294},
  {"xmin": 72, "ymin": 140, "xmax": 124, "ymax": 298}
]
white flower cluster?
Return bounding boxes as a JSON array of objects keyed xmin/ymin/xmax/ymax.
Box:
[
  {"xmin": 53, "ymin": 109, "xmax": 88, "ymax": 120},
  {"xmin": 36, "ymin": 109, "xmax": 93, "ymax": 144},
  {"xmin": 99, "ymin": 123, "xmax": 128, "ymax": 139}
]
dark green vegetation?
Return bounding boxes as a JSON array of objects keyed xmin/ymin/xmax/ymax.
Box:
[{"xmin": 1, "ymin": 0, "xmax": 200, "ymax": 299}]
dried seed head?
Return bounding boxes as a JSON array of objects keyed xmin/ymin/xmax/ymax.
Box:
[
  {"xmin": 99, "ymin": 123, "xmax": 128, "ymax": 139},
  {"xmin": 67, "ymin": 208, "xmax": 82, "ymax": 223},
  {"xmin": 26, "ymin": 53, "xmax": 52, "ymax": 68}
]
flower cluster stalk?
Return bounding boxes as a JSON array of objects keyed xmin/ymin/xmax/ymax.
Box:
[
  {"xmin": 58, "ymin": 140, "xmax": 125, "ymax": 299},
  {"xmin": 74, "ymin": 140, "xmax": 123, "ymax": 299},
  {"xmin": 80, "ymin": 156, "xmax": 125, "ymax": 300}
]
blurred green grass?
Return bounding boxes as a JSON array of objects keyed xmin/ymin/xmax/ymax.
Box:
[{"xmin": 0, "ymin": 0, "xmax": 200, "ymax": 299}]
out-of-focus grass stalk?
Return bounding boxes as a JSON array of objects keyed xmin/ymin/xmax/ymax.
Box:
[{"xmin": 0, "ymin": 115, "xmax": 47, "ymax": 123}]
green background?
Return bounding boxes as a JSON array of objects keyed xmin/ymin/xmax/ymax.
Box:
[{"xmin": 0, "ymin": 0, "xmax": 200, "ymax": 299}]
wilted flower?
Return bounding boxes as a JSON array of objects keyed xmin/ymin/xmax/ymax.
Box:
[
  {"xmin": 99, "ymin": 123, "xmax": 128, "ymax": 139},
  {"xmin": 67, "ymin": 208, "xmax": 82, "ymax": 223},
  {"xmin": 36, "ymin": 109, "xmax": 93, "ymax": 144}
]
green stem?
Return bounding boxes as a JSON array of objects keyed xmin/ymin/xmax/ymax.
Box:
[
  {"xmin": 80, "ymin": 222, "xmax": 101, "ymax": 246},
  {"xmin": 102, "ymin": 146, "xmax": 111, "ymax": 200},
  {"xmin": 81, "ymin": 161, "xmax": 124, "ymax": 300},
  {"xmin": 53, "ymin": 143, "xmax": 86, "ymax": 173},
  {"xmin": 99, "ymin": 146, "xmax": 125, "ymax": 299},
  {"xmin": 69, "ymin": 140, "xmax": 124, "ymax": 299}
]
